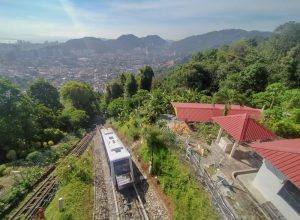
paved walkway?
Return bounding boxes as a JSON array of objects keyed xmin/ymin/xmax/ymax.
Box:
[
  {"xmin": 236, "ymin": 172, "xmax": 267, "ymax": 205},
  {"xmin": 197, "ymin": 141, "xmax": 261, "ymax": 179}
]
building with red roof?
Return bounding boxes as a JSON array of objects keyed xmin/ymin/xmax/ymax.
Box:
[
  {"xmin": 212, "ymin": 114, "xmax": 277, "ymax": 142},
  {"xmin": 171, "ymin": 102, "xmax": 262, "ymax": 123},
  {"xmin": 212, "ymin": 114, "xmax": 277, "ymax": 157},
  {"xmin": 249, "ymin": 139, "xmax": 300, "ymax": 219}
]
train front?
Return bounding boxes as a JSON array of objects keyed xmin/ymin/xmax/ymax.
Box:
[
  {"xmin": 100, "ymin": 127, "xmax": 134, "ymax": 190},
  {"xmin": 113, "ymin": 157, "xmax": 133, "ymax": 190}
]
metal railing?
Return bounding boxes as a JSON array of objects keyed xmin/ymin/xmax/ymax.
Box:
[{"xmin": 187, "ymin": 147, "xmax": 236, "ymax": 220}]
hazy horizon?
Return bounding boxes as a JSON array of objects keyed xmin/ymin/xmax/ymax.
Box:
[
  {"xmin": 0, "ymin": 28, "xmax": 273, "ymax": 44},
  {"xmin": 0, "ymin": 0, "xmax": 300, "ymax": 43}
]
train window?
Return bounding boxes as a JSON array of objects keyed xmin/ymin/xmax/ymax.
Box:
[
  {"xmin": 114, "ymin": 159, "xmax": 130, "ymax": 176},
  {"xmin": 109, "ymin": 136, "xmax": 114, "ymax": 140}
]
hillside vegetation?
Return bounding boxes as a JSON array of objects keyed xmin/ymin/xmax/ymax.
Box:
[
  {"xmin": 103, "ymin": 21, "xmax": 300, "ymax": 138},
  {"xmin": 0, "ymin": 79, "xmax": 100, "ymax": 162},
  {"xmin": 102, "ymin": 22, "xmax": 300, "ymax": 218},
  {"xmin": 157, "ymin": 21, "xmax": 300, "ymax": 137}
]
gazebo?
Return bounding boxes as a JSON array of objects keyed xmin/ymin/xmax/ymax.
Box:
[{"xmin": 212, "ymin": 114, "xmax": 277, "ymax": 157}]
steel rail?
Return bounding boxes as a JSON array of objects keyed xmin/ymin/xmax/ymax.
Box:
[{"xmin": 9, "ymin": 133, "xmax": 94, "ymax": 220}]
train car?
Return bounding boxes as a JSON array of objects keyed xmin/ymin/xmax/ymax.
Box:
[{"xmin": 100, "ymin": 127, "xmax": 134, "ymax": 189}]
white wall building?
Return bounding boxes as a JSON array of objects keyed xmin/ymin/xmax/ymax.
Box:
[{"xmin": 251, "ymin": 139, "xmax": 300, "ymax": 220}]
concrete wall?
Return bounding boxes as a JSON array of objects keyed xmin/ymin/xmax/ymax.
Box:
[
  {"xmin": 218, "ymin": 136, "xmax": 233, "ymax": 153},
  {"xmin": 253, "ymin": 160, "xmax": 300, "ymax": 220}
]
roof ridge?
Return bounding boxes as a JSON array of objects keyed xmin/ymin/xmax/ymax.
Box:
[{"xmin": 239, "ymin": 114, "xmax": 249, "ymax": 141}]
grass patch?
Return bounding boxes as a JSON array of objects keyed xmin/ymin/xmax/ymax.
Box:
[
  {"xmin": 109, "ymin": 118, "xmax": 141, "ymax": 142},
  {"xmin": 138, "ymin": 126, "xmax": 219, "ymax": 220},
  {"xmin": 45, "ymin": 146, "xmax": 94, "ymax": 220},
  {"xmin": 194, "ymin": 123, "xmax": 219, "ymax": 145}
]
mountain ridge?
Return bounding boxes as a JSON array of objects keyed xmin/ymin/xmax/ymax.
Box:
[
  {"xmin": 60, "ymin": 29, "xmax": 271, "ymax": 54},
  {"xmin": 0, "ymin": 29, "xmax": 271, "ymax": 56}
]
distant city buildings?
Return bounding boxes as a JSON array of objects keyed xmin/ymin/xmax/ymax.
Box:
[{"xmin": 0, "ymin": 49, "xmax": 176, "ymax": 92}]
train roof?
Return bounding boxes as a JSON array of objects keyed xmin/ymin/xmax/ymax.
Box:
[{"xmin": 100, "ymin": 128, "xmax": 130, "ymax": 161}]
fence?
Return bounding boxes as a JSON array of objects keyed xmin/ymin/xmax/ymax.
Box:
[{"xmin": 187, "ymin": 147, "xmax": 236, "ymax": 220}]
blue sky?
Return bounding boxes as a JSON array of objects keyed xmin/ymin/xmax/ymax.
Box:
[{"xmin": 0, "ymin": 0, "xmax": 300, "ymax": 42}]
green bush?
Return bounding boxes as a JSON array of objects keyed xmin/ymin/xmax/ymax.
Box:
[
  {"xmin": 272, "ymin": 120, "xmax": 300, "ymax": 138},
  {"xmin": 75, "ymin": 158, "xmax": 93, "ymax": 183},
  {"xmin": 6, "ymin": 150, "xmax": 17, "ymax": 161},
  {"xmin": 43, "ymin": 150, "xmax": 58, "ymax": 163},
  {"xmin": 55, "ymin": 154, "xmax": 93, "ymax": 186},
  {"xmin": 110, "ymin": 117, "xmax": 141, "ymax": 142},
  {"xmin": 26, "ymin": 151, "xmax": 45, "ymax": 165},
  {"xmin": 54, "ymin": 157, "xmax": 76, "ymax": 185},
  {"xmin": 3, "ymin": 166, "xmax": 12, "ymax": 176},
  {"xmin": 43, "ymin": 128, "xmax": 65, "ymax": 143},
  {"xmin": 0, "ymin": 165, "xmax": 6, "ymax": 177},
  {"xmin": 119, "ymin": 118, "xmax": 141, "ymax": 141},
  {"xmin": 61, "ymin": 108, "xmax": 89, "ymax": 130}
]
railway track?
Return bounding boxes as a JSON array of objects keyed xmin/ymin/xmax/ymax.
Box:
[
  {"xmin": 9, "ymin": 132, "xmax": 94, "ymax": 220},
  {"xmin": 113, "ymin": 183, "xmax": 149, "ymax": 220},
  {"xmin": 9, "ymin": 175, "xmax": 57, "ymax": 220},
  {"xmin": 70, "ymin": 133, "xmax": 94, "ymax": 157},
  {"xmin": 95, "ymin": 125, "xmax": 149, "ymax": 220}
]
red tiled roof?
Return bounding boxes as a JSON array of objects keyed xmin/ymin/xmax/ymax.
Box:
[
  {"xmin": 250, "ymin": 139, "xmax": 300, "ymax": 188},
  {"xmin": 171, "ymin": 102, "xmax": 261, "ymax": 122},
  {"xmin": 212, "ymin": 114, "xmax": 277, "ymax": 142}
]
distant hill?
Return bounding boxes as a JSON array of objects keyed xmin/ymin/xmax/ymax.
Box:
[
  {"xmin": 0, "ymin": 29, "xmax": 271, "ymax": 57},
  {"xmin": 62, "ymin": 34, "xmax": 167, "ymax": 53},
  {"xmin": 63, "ymin": 37, "xmax": 107, "ymax": 52},
  {"xmin": 59, "ymin": 29, "xmax": 271, "ymax": 55},
  {"xmin": 60, "ymin": 29, "xmax": 271, "ymax": 54},
  {"xmin": 170, "ymin": 29, "xmax": 271, "ymax": 54}
]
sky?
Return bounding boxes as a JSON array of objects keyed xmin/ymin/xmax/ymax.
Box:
[{"xmin": 0, "ymin": 0, "xmax": 300, "ymax": 42}]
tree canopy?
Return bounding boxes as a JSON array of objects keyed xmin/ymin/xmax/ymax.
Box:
[
  {"xmin": 0, "ymin": 78, "xmax": 37, "ymax": 161},
  {"xmin": 137, "ymin": 66, "xmax": 154, "ymax": 91},
  {"xmin": 0, "ymin": 78, "xmax": 101, "ymax": 162},
  {"xmin": 28, "ymin": 79, "xmax": 61, "ymax": 111},
  {"xmin": 60, "ymin": 81, "xmax": 99, "ymax": 120}
]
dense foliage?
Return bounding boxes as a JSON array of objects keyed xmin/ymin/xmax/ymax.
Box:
[
  {"xmin": 0, "ymin": 78, "xmax": 100, "ymax": 162},
  {"xmin": 139, "ymin": 126, "xmax": 218, "ymax": 219},
  {"xmin": 101, "ymin": 22, "xmax": 300, "ymax": 138}
]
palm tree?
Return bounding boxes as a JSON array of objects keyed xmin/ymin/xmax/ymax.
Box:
[{"xmin": 213, "ymin": 88, "xmax": 245, "ymax": 115}]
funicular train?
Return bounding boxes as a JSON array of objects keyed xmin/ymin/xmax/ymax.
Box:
[{"xmin": 100, "ymin": 127, "xmax": 134, "ymax": 189}]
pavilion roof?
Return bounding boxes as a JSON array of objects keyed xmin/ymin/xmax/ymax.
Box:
[{"xmin": 212, "ymin": 113, "xmax": 277, "ymax": 142}]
